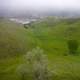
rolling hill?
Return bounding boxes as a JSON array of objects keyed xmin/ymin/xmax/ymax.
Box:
[{"xmin": 0, "ymin": 17, "xmax": 80, "ymax": 80}]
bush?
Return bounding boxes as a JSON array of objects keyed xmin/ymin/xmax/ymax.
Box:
[{"xmin": 67, "ymin": 40, "xmax": 79, "ymax": 55}]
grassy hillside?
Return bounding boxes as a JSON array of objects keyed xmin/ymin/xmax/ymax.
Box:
[
  {"xmin": 0, "ymin": 19, "xmax": 36, "ymax": 58},
  {"xmin": 0, "ymin": 17, "xmax": 80, "ymax": 80}
]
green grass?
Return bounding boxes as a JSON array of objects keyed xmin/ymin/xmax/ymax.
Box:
[{"xmin": 0, "ymin": 17, "xmax": 80, "ymax": 80}]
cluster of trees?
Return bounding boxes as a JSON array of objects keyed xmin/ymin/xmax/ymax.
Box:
[{"xmin": 67, "ymin": 39, "xmax": 79, "ymax": 55}]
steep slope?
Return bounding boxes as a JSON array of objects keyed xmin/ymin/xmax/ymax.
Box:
[{"xmin": 0, "ymin": 19, "xmax": 35, "ymax": 58}]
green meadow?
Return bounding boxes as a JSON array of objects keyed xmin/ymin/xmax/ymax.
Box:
[{"xmin": 0, "ymin": 17, "xmax": 80, "ymax": 80}]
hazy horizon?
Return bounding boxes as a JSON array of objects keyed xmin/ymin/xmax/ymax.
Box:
[{"xmin": 0, "ymin": 0, "xmax": 80, "ymax": 17}]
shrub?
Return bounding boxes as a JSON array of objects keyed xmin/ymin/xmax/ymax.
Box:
[{"xmin": 67, "ymin": 39, "xmax": 79, "ymax": 55}]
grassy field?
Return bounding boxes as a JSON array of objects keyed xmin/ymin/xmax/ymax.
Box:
[{"xmin": 0, "ymin": 17, "xmax": 80, "ymax": 80}]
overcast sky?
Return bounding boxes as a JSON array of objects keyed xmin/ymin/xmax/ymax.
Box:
[
  {"xmin": 0, "ymin": 0, "xmax": 80, "ymax": 10},
  {"xmin": 0, "ymin": 0, "xmax": 80, "ymax": 17}
]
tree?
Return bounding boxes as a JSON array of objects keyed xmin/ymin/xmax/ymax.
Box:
[
  {"xmin": 67, "ymin": 39, "xmax": 79, "ymax": 55},
  {"xmin": 17, "ymin": 47, "xmax": 53, "ymax": 80}
]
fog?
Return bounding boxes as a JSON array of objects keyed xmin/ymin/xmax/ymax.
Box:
[{"xmin": 0, "ymin": 0, "xmax": 80, "ymax": 17}]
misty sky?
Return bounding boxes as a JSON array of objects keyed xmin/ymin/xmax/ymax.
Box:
[
  {"xmin": 0, "ymin": 0, "xmax": 80, "ymax": 17},
  {"xmin": 0, "ymin": 0, "xmax": 80, "ymax": 10}
]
